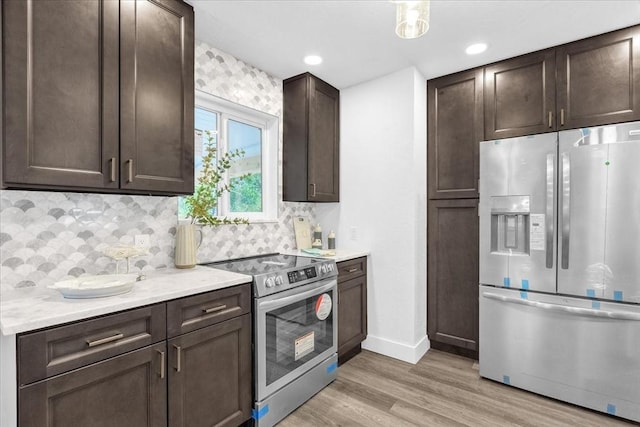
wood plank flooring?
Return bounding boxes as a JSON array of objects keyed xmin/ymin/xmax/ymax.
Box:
[{"xmin": 278, "ymin": 350, "xmax": 637, "ymax": 426}]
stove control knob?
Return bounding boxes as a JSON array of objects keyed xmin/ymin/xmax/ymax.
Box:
[
  {"xmin": 275, "ymin": 276, "xmax": 284, "ymax": 286},
  {"xmin": 328, "ymin": 264, "xmax": 334, "ymax": 272},
  {"xmin": 265, "ymin": 277, "xmax": 276, "ymax": 288},
  {"xmin": 320, "ymin": 265, "xmax": 328, "ymax": 274}
]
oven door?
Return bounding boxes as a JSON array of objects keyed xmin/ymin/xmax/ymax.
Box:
[{"xmin": 255, "ymin": 277, "xmax": 337, "ymax": 401}]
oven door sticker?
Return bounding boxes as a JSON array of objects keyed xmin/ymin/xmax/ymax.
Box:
[
  {"xmin": 294, "ymin": 331, "xmax": 315, "ymax": 361},
  {"xmin": 315, "ymin": 293, "xmax": 332, "ymax": 320}
]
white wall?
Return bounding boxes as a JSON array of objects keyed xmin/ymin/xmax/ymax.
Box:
[{"xmin": 316, "ymin": 67, "xmax": 428, "ymax": 363}]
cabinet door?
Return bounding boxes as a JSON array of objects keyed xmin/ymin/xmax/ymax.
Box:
[
  {"xmin": 3, "ymin": 0, "xmax": 119, "ymax": 190},
  {"xmin": 308, "ymin": 76, "xmax": 340, "ymax": 202},
  {"xmin": 19, "ymin": 343, "xmax": 167, "ymax": 427},
  {"xmin": 120, "ymin": 0, "xmax": 194, "ymax": 194},
  {"xmin": 484, "ymin": 50, "xmax": 556, "ymax": 139},
  {"xmin": 168, "ymin": 314, "xmax": 251, "ymax": 427},
  {"xmin": 556, "ymin": 26, "xmax": 640, "ymax": 129},
  {"xmin": 338, "ymin": 274, "xmax": 367, "ymax": 362},
  {"xmin": 427, "ymin": 199, "xmax": 479, "ymax": 355},
  {"xmin": 427, "ymin": 68, "xmax": 483, "ymax": 199}
]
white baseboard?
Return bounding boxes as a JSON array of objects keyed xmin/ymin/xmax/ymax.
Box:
[{"xmin": 361, "ymin": 334, "xmax": 430, "ymax": 364}]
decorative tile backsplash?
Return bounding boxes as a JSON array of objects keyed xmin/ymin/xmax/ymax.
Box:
[{"xmin": 0, "ymin": 41, "xmax": 315, "ymax": 291}]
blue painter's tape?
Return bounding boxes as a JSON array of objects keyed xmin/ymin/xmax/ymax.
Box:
[
  {"xmin": 520, "ymin": 291, "xmax": 528, "ymax": 300},
  {"xmin": 252, "ymin": 405, "xmax": 269, "ymax": 421},
  {"xmin": 503, "ymin": 375, "xmax": 511, "ymax": 385},
  {"xmin": 521, "ymin": 279, "xmax": 529, "ymax": 290},
  {"xmin": 607, "ymin": 404, "xmax": 616, "ymax": 415},
  {"xmin": 592, "ymin": 301, "xmax": 601, "ymax": 310},
  {"xmin": 326, "ymin": 362, "xmax": 337, "ymax": 374},
  {"xmin": 503, "ymin": 277, "xmax": 511, "ymax": 288},
  {"xmin": 614, "ymin": 291, "xmax": 623, "ymax": 301},
  {"xmin": 586, "ymin": 289, "xmax": 596, "ymax": 298}
]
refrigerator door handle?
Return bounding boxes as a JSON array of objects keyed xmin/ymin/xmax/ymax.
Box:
[
  {"xmin": 482, "ymin": 292, "xmax": 640, "ymax": 321},
  {"xmin": 545, "ymin": 153, "xmax": 555, "ymax": 268},
  {"xmin": 560, "ymin": 152, "xmax": 571, "ymax": 269}
]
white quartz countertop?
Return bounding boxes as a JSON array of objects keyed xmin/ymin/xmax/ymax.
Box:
[
  {"xmin": 281, "ymin": 248, "xmax": 370, "ymax": 263},
  {"xmin": 0, "ymin": 266, "xmax": 252, "ymax": 336}
]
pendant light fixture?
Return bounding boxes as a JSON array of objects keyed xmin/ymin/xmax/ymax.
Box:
[{"xmin": 394, "ymin": 1, "xmax": 430, "ymax": 39}]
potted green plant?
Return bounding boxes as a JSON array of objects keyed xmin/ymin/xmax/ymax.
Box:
[{"xmin": 175, "ymin": 130, "xmax": 249, "ymax": 268}]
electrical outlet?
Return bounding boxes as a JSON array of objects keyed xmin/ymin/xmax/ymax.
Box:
[
  {"xmin": 134, "ymin": 234, "xmax": 150, "ymax": 249},
  {"xmin": 350, "ymin": 226, "xmax": 358, "ymax": 241}
]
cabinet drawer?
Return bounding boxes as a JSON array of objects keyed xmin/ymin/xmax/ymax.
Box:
[
  {"xmin": 18, "ymin": 304, "xmax": 166, "ymax": 386},
  {"xmin": 167, "ymin": 284, "xmax": 251, "ymax": 338},
  {"xmin": 337, "ymin": 257, "xmax": 367, "ymax": 282}
]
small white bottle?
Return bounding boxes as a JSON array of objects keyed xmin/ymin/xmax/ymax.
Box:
[
  {"xmin": 327, "ymin": 230, "xmax": 336, "ymax": 249},
  {"xmin": 313, "ymin": 224, "xmax": 322, "ymax": 242}
]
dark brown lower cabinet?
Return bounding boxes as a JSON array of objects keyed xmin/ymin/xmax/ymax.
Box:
[
  {"xmin": 427, "ymin": 198, "xmax": 479, "ymax": 359},
  {"xmin": 337, "ymin": 257, "xmax": 367, "ymax": 364},
  {"xmin": 19, "ymin": 342, "xmax": 167, "ymax": 427},
  {"xmin": 17, "ymin": 284, "xmax": 253, "ymax": 427},
  {"xmin": 168, "ymin": 314, "xmax": 251, "ymax": 427}
]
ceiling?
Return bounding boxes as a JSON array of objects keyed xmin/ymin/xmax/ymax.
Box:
[{"xmin": 191, "ymin": 0, "xmax": 640, "ymax": 89}]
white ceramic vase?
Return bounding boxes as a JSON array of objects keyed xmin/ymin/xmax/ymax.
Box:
[{"xmin": 175, "ymin": 223, "xmax": 202, "ymax": 269}]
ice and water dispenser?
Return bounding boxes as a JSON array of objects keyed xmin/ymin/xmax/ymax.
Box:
[{"xmin": 490, "ymin": 195, "xmax": 530, "ymax": 255}]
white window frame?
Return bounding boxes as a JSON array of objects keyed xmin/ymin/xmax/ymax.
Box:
[{"xmin": 194, "ymin": 90, "xmax": 278, "ymax": 222}]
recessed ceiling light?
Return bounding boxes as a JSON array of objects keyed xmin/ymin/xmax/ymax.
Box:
[
  {"xmin": 465, "ymin": 43, "xmax": 487, "ymax": 55},
  {"xmin": 304, "ymin": 55, "xmax": 323, "ymax": 66}
]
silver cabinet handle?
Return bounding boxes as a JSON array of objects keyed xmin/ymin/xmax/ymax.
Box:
[
  {"xmin": 346, "ymin": 268, "xmax": 359, "ymax": 273},
  {"xmin": 174, "ymin": 345, "xmax": 182, "ymax": 372},
  {"xmin": 127, "ymin": 159, "xmax": 133, "ymax": 183},
  {"xmin": 158, "ymin": 350, "xmax": 165, "ymax": 379},
  {"xmin": 482, "ymin": 292, "xmax": 640, "ymax": 321},
  {"xmin": 310, "ymin": 183, "xmax": 316, "ymax": 198},
  {"xmin": 561, "ymin": 152, "xmax": 571, "ymax": 269},
  {"xmin": 560, "ymin": 108, "xmax": 565, "ymax": 126},
  {"xmin": 545, "ymin": 153, "xmax": 555, "ymax": 269},
  {"xmin": 86, "ymin": 333, "xmax": 124, "ymax": 348},
  {"xmin": 203, "ymin": 304, "xmax": 227, "ymax": 314},
  {"xmin": 110, "ymin": 157, "xmax": 116, "ymax": 182},
  {"xmin": 548, "ymin": 111, "xmax": 553, "ymax": 128}
]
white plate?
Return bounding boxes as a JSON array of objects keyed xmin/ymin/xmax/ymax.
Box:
[{"xmin": 48, "ymin": 274, "xmax": 139, "ymax": 299}]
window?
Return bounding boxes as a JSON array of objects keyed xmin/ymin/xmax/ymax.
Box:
[{"xmin": 179, "ymin": 90, "xmax": 278, "ymax": 222}]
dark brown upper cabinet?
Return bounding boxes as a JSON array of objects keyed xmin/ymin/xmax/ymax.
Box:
[
  {"xmin": 485, "ymin": 25, "xmax": 640, "ymax": 140},
  {"xmin": 283, "ymin": 73, "xmax": 340, "ymax": 202},
  {"xmin": 2, "ymin": 0, "xmax": 194, "ymax": 195},
  {"xmin": 556, "ymin": 26, "xmax": 640, "ymax": 130},
  {"xmin": 484, "ymin": 50, "xmax": 556, "ymax": 140},
  {"xmin": 427, "ymin": 68, "xmax": 483, "ymax": 199}
]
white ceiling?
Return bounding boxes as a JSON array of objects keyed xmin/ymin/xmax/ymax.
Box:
[{"xmin": 191, "ymin": 0, "xmax": 640, "ymax": 89}]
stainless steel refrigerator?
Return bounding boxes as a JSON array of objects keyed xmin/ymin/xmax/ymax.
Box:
[{"xmin": 479, "ymin": 121, "xmax": 640, "ymax": 423}]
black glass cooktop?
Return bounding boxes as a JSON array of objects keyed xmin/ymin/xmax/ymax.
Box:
[{"xmin": 203, "ymin": 253, "xmax": 322, "ymax": 277}]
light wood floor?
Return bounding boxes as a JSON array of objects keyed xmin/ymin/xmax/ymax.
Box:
[{"xmin": 278, "ymin": 349, "xmax": 637, "ymax": 427}]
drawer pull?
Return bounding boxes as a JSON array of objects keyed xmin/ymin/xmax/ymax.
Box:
[
  {"xmin": 174, "ymin": 345, "xmax": 182, "ymax": 372},
  {"xmin": 203, "ymin": 304, "xmax": 227, "ymax": 314},
  {"xmin": 158, "ymin": 350, "xmax": 165, "ymax": 379},
  {"xmin": 346, "ymin": 268, "xmax": 359, "ymax": 273},
  {"xmin": 86, "ymin": 333, "xmax": 124, "ymax": 348}
]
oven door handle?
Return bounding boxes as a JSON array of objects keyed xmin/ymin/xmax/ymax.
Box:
[{"xmin": 258, "ymin": 280, "xmax": 336, "ymax": 312}]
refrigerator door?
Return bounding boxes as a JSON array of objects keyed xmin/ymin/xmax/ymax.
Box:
[
  {"xmin": 559, "ymin": 122, "xmax": 640, "ymax": 303},
  {"xmin": 558, "ymin": 130, "xmax": 608, "ymax": 298},
  {"xmin": 479, "ymin": 133, "xmax": 557, "ymax": 293},
  {"xmin": 480, "ymin": 285, "xmax": 640, "ymax": 423},
  {"xmin": 601, "ymin": 123, "xmax": 640, "ymax": 303}
]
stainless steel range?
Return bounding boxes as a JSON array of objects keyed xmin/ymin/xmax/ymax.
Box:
[{"xmin": 204, "ymin": 254, "xmax": 338, "ymax": 427}]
